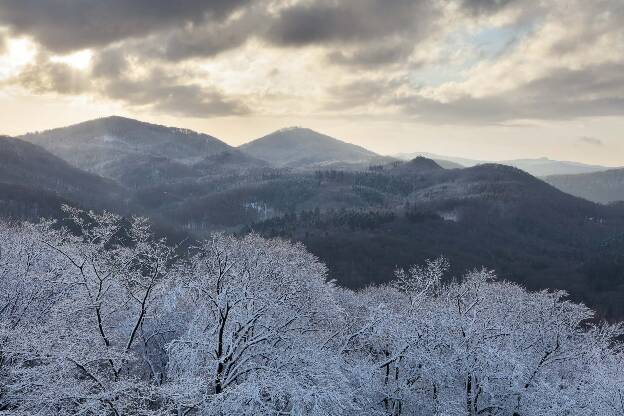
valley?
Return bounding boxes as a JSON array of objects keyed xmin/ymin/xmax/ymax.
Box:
[{"xmin": 3, "ymin": 116, "xmax": 624, "ymax": 320}]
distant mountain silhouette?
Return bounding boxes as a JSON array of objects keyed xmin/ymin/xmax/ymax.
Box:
[
  {"xmin": 395, "ymin": 152, "xmax": 613, "ymax": 177},
  {"xmin": 240, "ymin": 127, "xmax": 380, "ymax": 168},
  {"xmin": 545, "ymin": 168, "xmax": 624, "ymax": 204}
]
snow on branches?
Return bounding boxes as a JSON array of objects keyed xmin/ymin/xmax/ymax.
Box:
[{"xmin": 1, "ymin": 208, "xmax": 623, "ymax": 415}]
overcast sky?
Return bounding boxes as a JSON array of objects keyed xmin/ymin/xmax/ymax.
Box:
[{"xmin": 1, "ymin": 0, "xmax": 623, "ymax": 165}]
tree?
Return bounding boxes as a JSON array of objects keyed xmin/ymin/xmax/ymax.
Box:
[
  {"xmin": 4, "ymin": 207, "xmax": 177, "ymax": 415},
  {"xmin": 164, "ymin": 233, "xmax": 355, "ymax": 415}
]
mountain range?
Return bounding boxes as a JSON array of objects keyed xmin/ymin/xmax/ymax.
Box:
[
  {"xmin": 4, "ymin": 116, "xmax": 624, "ymax": 320},
  {"xmin": 395, "ymin": 151, "xmax": 614, "ymax": 177}
]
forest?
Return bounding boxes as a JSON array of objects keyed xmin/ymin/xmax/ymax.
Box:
[{"xmin": 1, "ymin": 207, "xmax": 624, "ymax": 415}]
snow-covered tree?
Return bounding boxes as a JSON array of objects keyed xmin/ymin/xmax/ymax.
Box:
[
  {"xmin": 3, "ymin": 207, "xmax": 177, "ymax": 415},
  {"xmin": 164, "ymin": 233, "xmax": 355, "ymax": 415},
  {"xmin": 2, "ymin": 209, "xmax": 624, "ymax": 415},
  {"xmin": 0, "ymin": 221, "xmax": 69, "ymax": 413}
]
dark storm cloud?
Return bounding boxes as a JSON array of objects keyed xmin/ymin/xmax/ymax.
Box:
[{"xmin": 0, "ymin": 0, "xmax": 250, "ymax": 52}]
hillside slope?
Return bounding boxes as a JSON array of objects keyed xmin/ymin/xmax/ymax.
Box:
[{"xmin": 0, "ymin": 136, "xmax": 128, "ymax": 219}]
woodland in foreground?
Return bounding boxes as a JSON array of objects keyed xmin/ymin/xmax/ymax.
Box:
[{"xmin": 1, "ymin": 207, "xmax": 624, "ymax": 415}]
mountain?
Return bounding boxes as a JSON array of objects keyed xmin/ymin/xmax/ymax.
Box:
[
  {"xmin": 394, "ymin": 152, "xmax": 613, "ymax": 177},
  {"xmin": 0, "ymin": 136, "xmax": 128, "ymax": 219},
  {"xmin": 240, "ymin": 127, "xmax": 380, "ymax": 168},
  {"xmin": 545, "ymin": 168, "xmax": 624, "ymax": 204},
  {"xmin": 19, "ymin": 116, "xmax": 234, "ymax": 183}
]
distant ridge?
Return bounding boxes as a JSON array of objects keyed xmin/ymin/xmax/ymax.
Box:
[
  {"xmin": 545, "ymin": 168, "xmax": 624, "ymax": 204},
  {"xmin": 394, "ymin": 152, "xmax": 613, "ymax": 177}
]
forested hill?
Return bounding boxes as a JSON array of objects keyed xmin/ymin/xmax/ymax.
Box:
[
  {"xmin": 238, "ymin": 163, "xmax": 624, "ymax": 319},
  {"xmin": 18, "ymin": 116, "xmax": 264, "ymax": 188}
]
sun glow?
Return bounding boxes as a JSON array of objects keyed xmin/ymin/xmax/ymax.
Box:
[
  {"xmin": 0, "ymin": 37, "xmax": 37, "ymax": 78},
  {"xmin": 50, "ymin": 49, "xmax": 93, "ymax": 70}
]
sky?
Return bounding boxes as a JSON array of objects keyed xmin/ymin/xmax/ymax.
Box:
[{"xmin": 0, "ymin": 0, "xmax": 623, "ymax": 165}]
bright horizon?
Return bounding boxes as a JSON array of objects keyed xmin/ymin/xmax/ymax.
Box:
[{"xmin": 1, "ymin": 0, "xmax": 623, "ymax": 165}]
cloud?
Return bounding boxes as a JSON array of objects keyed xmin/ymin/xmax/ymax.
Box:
[
  {"xmin": 7, "ymin": 52, "xmax": 248, "ymax": 118},
  {"xmin": 0, "ymin": 0, "xmax": 521, "ymax": 58},
  {"xmin": 102, "ymin": 70, "xmax": 249, "ymax": 117},
  {"xmin": 393, "ymin": 62, "xmax": 624, "ymax": 123},
  {"xmin": 460, "ymin": 0, "xmax": 519, "ymax": 15},
  {"xmin": 10, "ymin": 53, "xmax": 91, "ymax": 95},
  {"xmin": 143, "ymin": 10, "xmax": 261, "ymax": 62},
  {"xmin": 326, "ymin": 41, "xmax": 417, "ymax": 68},
  {"xmin": 3, "ymin": 0, "xmax": 624, "ymax": 125},
  {"xmin": 0, "ymin": 0, "xmax": 250, "ymax": 52},
  {"xmin": 579, "ymin": 136, "xmax": 604, "ymax": 146},
  {"xmin": 265, "ymin": 0, "xmax": 440, "ymax": 47},
  {"xmin": 322, "ymin": 78, "xmax": 405, "ymax": 111},
  {"xmin": 91, "ymin": 48, "xmax": 130, "ymax": 79}
]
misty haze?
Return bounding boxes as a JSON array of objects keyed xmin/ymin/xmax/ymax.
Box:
[{"xmin": 2, "ymin": 1, "xmax": 624, "ymax": 415}]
